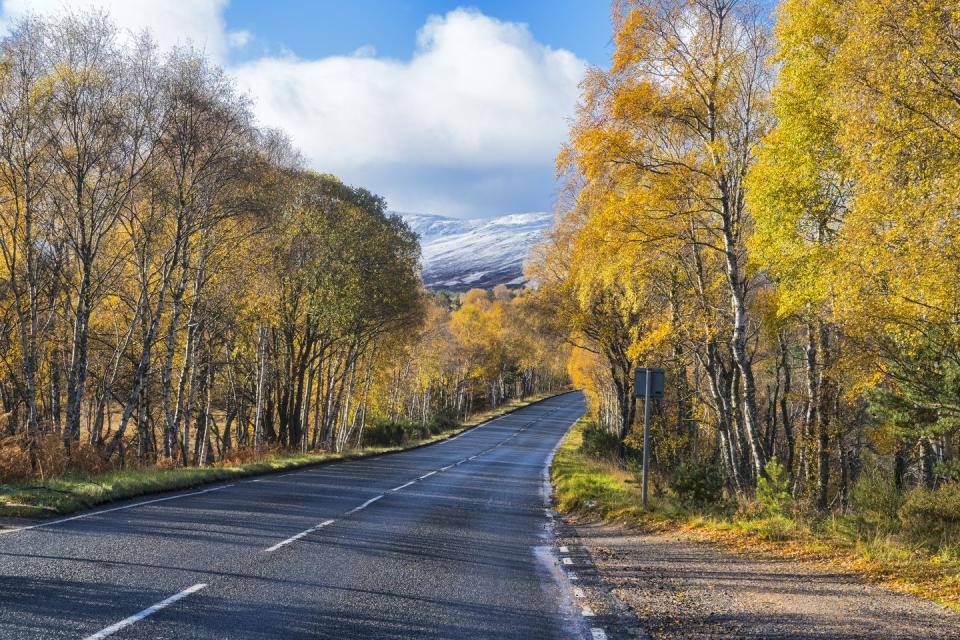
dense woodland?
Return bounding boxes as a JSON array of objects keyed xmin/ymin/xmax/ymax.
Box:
[
  {"xmin": 531, "ymin": 0, "xmax": 960, "ymax": 523},
  {"xmin": 0, "ymin": 14, "xmax": 568, "ymax": 481}
]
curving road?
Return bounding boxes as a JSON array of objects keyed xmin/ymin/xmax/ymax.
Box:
[{"xmin": 0, "ymin": 392, "xmax": 587, "ymax": 639}]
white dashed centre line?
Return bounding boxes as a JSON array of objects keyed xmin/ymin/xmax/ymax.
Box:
[
  {"xmin": 347, "ymin": 495, "xmax": 384, "ymax": 514},
  {"xmin": 391, "ymin": 481, "xmax": 416, "ymax": 492},
  {"xmin": 264, "ymin": 519, "xmax": 336, "ymax": 552},
  {"xmin": 418, "ymin": 471, "xmax": 437, "ymax": 479},
  {"xmin": 81, "ymin": 583, "xmax": 207, "ymax": 640}
]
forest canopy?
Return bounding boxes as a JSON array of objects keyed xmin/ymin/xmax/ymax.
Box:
[
  {"xmin": 531, "ymin": 0, "xmax": 960, "ymax": 518},
  {"xmin": 0, "ymin": 12, "xmax": 570, "ymax": 481}
]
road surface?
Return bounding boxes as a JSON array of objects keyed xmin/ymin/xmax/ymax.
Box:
[{"xmin": 0, "ymin": 392, "xmax": 587, "ymax": 639}]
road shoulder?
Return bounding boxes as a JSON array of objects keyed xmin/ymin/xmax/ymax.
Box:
[
  {"xmin": 558, "ymin": 516, "xmax": 960, "ymax": 640},
  {"xmin": 550, "ymin": 419, "xmax": 960, "ymax": 639}
]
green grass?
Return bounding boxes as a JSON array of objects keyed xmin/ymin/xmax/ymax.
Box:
[
  {"xmin": 550, "ymin": 418, "xmax": 960, "ymax": 612},
  {"xmin": 0, "ymin": 390, "xmax": 566, "ymax": 519}
]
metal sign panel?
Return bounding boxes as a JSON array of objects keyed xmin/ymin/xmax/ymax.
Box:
[{"xmin": 634, "ymin": 368, "xmax": 665, "ymax": 399}]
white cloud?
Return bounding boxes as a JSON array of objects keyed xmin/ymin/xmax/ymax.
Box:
[
  {"xmin": 227, "ymin": 28, "xmax": 250, "ymax": 49},
  {"xmin": 0, "ymin": 3, "xmax": 587, "ymax": 217},
  {"xmin": 0, "ymin": 0, "xmax": 246, "ymax": 62},
  {"xmin": 235, "ymin": 9, "xmax": 583, "ymax": 168},
  {"xmin": 351, "ymin": 44, "xmax": 377, "ymax": 58},
  {"xmin": 231, "ymin": 9, "xmax": 586, "ymax": 215}
]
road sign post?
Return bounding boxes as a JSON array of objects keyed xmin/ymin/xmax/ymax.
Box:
[{"xmin": 634, "ymin": 367, "xmax": 664, "ymax": 507}]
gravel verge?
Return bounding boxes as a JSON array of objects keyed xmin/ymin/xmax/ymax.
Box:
[{"xmin": 560, "ymin": 519, "xmax": 960, "ymax": 640}]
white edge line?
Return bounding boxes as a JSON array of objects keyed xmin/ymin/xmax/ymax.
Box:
[
  {"xmin": 264, "ymin": 519, "xmax": 335, "ymax": 552},
  {"xmin": 81, "ymin": 583, "xmax": 207, "ymax": 640},
  {"xmin": 1, "ymin": 484, "xmax": 235, "ymax": 535}
]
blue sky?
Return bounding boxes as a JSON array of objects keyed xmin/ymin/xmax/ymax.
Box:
[
  {"xmin": 217, "ymin": 1, "xmax": 613, "ymax": 218},
  {"xmin": 1, "ymin": 0, "xmax": 616, "ymax": 218},
  {"xmin": 224, "ymin": 1, "xmax": 614, "ymax": 68},
  {"xmin": 0, "ymin": 1, "xmax": 773, "ymax": 219}
]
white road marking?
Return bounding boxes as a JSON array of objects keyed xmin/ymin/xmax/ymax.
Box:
[
  {"xmin": 558, "ymin": 545, "xmax": 569, "ymax": 553},
  {"xmin": 391, "ymin": 481, "xmax": 416, "ymax": 492},
  {"xmin": 81, "ymin": 583, "xmax": 207, "ymax": 640},
  {"xmin": 347, "ymin": 494, "xmax": 383, "ymax": 514},
  {"xmin": 568, "ymin": 572, "xmax": 579, "ymax": 581},
  {"xmin": 590, "ymin": 628, "xmax": 608, "ymax": 640},
  {"xmin": 562, "ymin": 557, "xmax": 574, "ymax": 565},
  {"xmin": 440, "ymin": 464, "xmax": 453, "ymax": 471},
  {"xmin": 418, "ymin": 471, "xmax": 437, "ymax": 479},
  {"xmin": 264, "ymin": 519, "xmax": 336, "ymax": 552},
  {"xmin": 468, "ymin": 455, "xmax": 478, "ymax": 460},
  {"xmin": 0, "ymin": 484, "xmax": 235, "ymax": 535},
  {"xmin": 581, "ymin": 605, "xmax": 595, "ymax": 617}
]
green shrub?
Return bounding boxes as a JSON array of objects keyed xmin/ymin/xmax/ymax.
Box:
[
  {"xmin": 428, "ymin": 409, "xmax": 459, "ymax": 435},
  {"xmin": 756, "ymin": 457, "xmax": 792, "ymax": 517},
  {"xmin": 668, "ymin": 460, "xmax": 724, "ymax": 506},
  {"xmin": 580, "ymin": 423, "xmax": 623, "ymax": 463},
  {"xmin": 899, "ymin": 484, "xmax": 960, "ymax": 550},
  {"xmin": 935, "ymin": 459, "xmax": 960, "ymax": 484},
  {"xmin": 362, "ymin": 412, "xmax": 463, "ymax": 447},
  {"xmin": 362, "ymin": 421, "xmax": 406, "ymax": 447},
  {"xmin": 851, "ymin": 471, "xmax": 904, "ymax": 526},
  {"xmin": 362, "ymin": 420, "xmax": 427, "ymax": 447}
]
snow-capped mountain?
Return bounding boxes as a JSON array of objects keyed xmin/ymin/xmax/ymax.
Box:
[{"xmin": 398, "ymin": 212, "xmax": 554, "ymax": 291}]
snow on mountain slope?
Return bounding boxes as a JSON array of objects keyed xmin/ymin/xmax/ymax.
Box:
[{"xmin": 398, "ymin": 212, "xmax": 554, "ymax": 291}]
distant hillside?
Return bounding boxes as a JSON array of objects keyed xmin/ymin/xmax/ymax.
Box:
[{"xmin": 398, "ymin": 212, "xmax": 553, "ymax": 291}]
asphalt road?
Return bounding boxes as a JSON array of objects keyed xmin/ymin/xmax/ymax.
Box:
[{"xmin": 0, "ymin": 392, "xmax": 587, "ymax": 640}]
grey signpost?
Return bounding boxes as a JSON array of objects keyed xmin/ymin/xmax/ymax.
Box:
[{"xmin": 634, "ymin": 367, "xmax": 665, "ymax": 507}]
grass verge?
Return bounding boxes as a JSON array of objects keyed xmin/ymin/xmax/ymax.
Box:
[
  {"xmin": 0, "ymin": 390, "xmax": 567, "ymax": 520},
  {"xmin": 550, "ymin": 418, "xmax": 960, "ymax": 612}
]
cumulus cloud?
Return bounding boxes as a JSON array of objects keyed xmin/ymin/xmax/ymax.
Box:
[
  {"xmin": 231, "ymin": 9, "xmax": 585, "ymax": 216},
  {"xmin": 0, "ymin": 0, "xmax": 248, "ymax": 62},
  {"xmin": 0, "ymin": 3, "xmax": 586, "ymax": 217}
]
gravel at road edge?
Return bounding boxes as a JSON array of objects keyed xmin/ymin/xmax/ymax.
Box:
[{"xmin": 558, "ymin": 519, "xmax": 960, "ymax": 640}]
